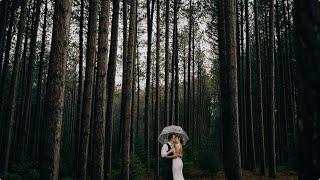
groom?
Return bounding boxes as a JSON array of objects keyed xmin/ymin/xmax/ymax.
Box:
[{"xmin": 161, "ymin": 133, "xmax": 176, "ymax": 180}]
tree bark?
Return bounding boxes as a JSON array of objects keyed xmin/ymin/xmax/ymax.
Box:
[
  {"xmin": 121, "ymin": 0, "xmax": 136, "ymax": 178},
  {"xmin": 0, "ymin": 1, "xmax": 18, "ymax": 117},
  {"xmin": 74, "ymin": 0, "xmax": 84, "ymax": 174},
  {"xmin": 155, "ymin": 0, "xmax": 160, "ymax": 177},
  {"xmin": 254, "ymin": 0, "xmax": 266, "ymax": 175},
  {"xmin": 33, "ymin": 0, "xmax": 48, "ymax": 161},
  {"xmin": 294, "ymin": 0, "xmax": 320, "ymax": 178},
  {"xmin": 1, "ymin": 0, "xmax": 29, "ymax": 173},
  {"xmin": 144, "ymin": 0, "xmax": 154, "ymax": 172},
  {"xmin": 78, "ymin": 0, "xmax": 98, "ymax": 178},
  {"xmin": 105, "ymin": 0, "xmax": 120, "ymax": 178},
  {"xmin": 0, "ymin": 0, "xmax": 9, "ymax": 73},
  {"xmin": 92, "ymin": 0, "xmax": 110, "ymax": 178},
  {"xmin": 173, "ymin": 0, "xmax": 179, "ymax": 125},
  {"xmin": 21, "ymin": 0, "xmax": 43, "ymax": 160},
  {"xmin": 130, "ymin": 0, "xmax": 138, "ymax": 156},
  {"xmin": 268, "ymin": 0, "xmax": 277, "ymax": 177},
  {"xmin": 39, "ymin": 0, "xmax": 72, "ymax": 178},
  {"xmin": 218, "ymin": 0, "xmax": 243, "ymax": 179},
  {"xmin": 187, "ymin": 0, "xmax": 192, "ymax": 134},
  {"xmin": 244, "ymin": 0, "xmax": 256, "ymax": 170},
  {"xmin": 119, "ymin": 0, "xmax": 128, "ymax": 153},
  {"xmin": 164, "ymin": 0, "xmax": 170, "ymax": 127}
]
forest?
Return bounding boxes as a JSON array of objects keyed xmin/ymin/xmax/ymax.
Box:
[{"xmin": 0, "ymin": 0, "xmax": 319, "ymax": 179}]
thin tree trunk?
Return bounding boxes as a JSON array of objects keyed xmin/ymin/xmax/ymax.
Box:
[
  {"xmin": 92, "ymin": 0, "xmax": 110, "ymax": 178},
  {"xmin": 173, "ymin": 0, "xmax": 179, "ymax": 125},
  {"xmin": 187, "ymin": 0, "xmax": 192, "ymax": 134},
  {"xmin": 78, "ymin": 0, "xmax": 98, "ymax": 177},
  {"xmin": 164, "ymin": 0, "xmax": 170, "ymax": 127},
  {"xmin": 0, "ymin": 0, "xmax": 9, "ymax": 73},
  {"xmin": 74, "ymin": 0, "xmax": 84, "ymax": 174},
  {"xmin": 119, "ymin": 0, "xmax": 128, "ymax": 153},
  {"xmin": 244, "ymin": 0, "xmax": 256, "ymax": 170},
  {"xmin": 240, "ymin": 0, "xmax": 248, "ymax": 168},
  {"xmin": 105, "ymin": 0, "xmax": 120, "ymax": 178},
  {"xmin": 254, "ymin": 0, "xmax": 266, "ymax": 175},
  {"xmin": 155, "ymin": 0, "xmax": 160, "ymax": 177},
  {"xmin": 268, "ymin": 0, "xmax": 276, "ymax": 177},
  {"xmin": 0, "ymin": 1, "xmax": 18, "ymax": 117},
  {"xmin": 135, "ymin": 15, "xmax": 140, "ymax": 143},
  {"xmin": 33, "ymin": 0, "xmax": 48, "ymax": 161},
  {"xmin": 39, "ymin": 0, "xmax": 72, "ymax": 178},
  {"xmin": 183, "ymin": 39, "xmax": 187, "ymax": 128},
  {"xmin": 130, "ymin": 0, "xmax": 138, "ymax": 156},
  {"xmin": 121, "ymin": 0, "xmax": 136, "ymax": 178},
  {"xmin": 21, "ymin": 0, "xmax": 42, "ymax": 160},
  {"xmin": 1, "ymin": 0, "xmax": 28, "ymax": 173},
  {"xmin": 144, "ymin": 0, "xmax": 154, "ymax": 172}
]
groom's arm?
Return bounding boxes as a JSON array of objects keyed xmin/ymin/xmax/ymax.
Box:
[{"xmin": 161, "ymin": 144, "xmax": 168, "ymax": 158}]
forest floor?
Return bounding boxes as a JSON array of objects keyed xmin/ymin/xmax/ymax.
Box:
[{"xmin": 146, "ymin": 168, "xmax": 298, "ymax": 180}]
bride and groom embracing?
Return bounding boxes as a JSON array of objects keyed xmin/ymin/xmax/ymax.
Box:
[{"xmin": 161, "ymin": 133, "xmax": 185, "ymax": 180}]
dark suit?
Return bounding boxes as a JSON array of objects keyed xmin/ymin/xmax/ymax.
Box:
[{"xmin": 162, "ymin": 143, "xmax": 173, "ymax": 180}]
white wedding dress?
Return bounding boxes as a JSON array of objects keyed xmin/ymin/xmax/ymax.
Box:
[{"xmin": 172, "ymin": 148, "xmax": 184, "ymax": 180}]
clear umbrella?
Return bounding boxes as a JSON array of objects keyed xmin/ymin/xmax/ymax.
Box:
[{"xmin": 158, "ymin": 125, "xmax": 189, "ymax": 145}]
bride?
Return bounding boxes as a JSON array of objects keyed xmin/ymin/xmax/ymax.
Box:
[{"xmin": 167, "ymin": 135, "xmax": 184, "ymax": 180}]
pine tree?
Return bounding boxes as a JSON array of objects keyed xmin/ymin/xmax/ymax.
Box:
[
  {"xmin": 1, "ymin": 0, "xmax": 29, "ymax": 173},
  {"xmin": 105, "ymin": 0, "xmax": 120, "ymax": 178},
  {"xmin": 218, "ymin": 0, "xmax": 243, "ymax": 178},
  {"xmin": 92, "ymin": 0, "xmax": 110, "ymax": 178},
  {"xmin": 78, "ymin": 0, "xmax": 99, "ymax": 178},
  {"xmin": 39, "ymin": 0, "xmax": 72, "ymax": 178}
]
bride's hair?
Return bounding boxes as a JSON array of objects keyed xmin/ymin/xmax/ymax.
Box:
[{"xmin": 177, "ymin": 135, "xmax": 184, "ymax": 145}]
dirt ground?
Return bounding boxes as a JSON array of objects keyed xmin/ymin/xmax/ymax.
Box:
[{"xmin": 145, "ymin": 170, "xmax": 298, "ymax": 180}]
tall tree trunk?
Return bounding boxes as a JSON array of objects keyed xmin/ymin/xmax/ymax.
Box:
[
  {"xmin": 275, "ymin": 0, "xmax": 285, "ymax": 164},
  {"xmin": 145, "ymin": 0, "xmax": 154, "ymax": 172},
  {"xmin": 1, "ymin": 0, "xmax": 29, "ymax": 173},
  {"xmin": 164, "ymin": 0, "xmax": 170, "ymax": 126},
  {"xmin": 78, "ymin": 0, "xmax": 98, "ymax": 178},
  {"xmin": 236, "ymin": 1, "xmax": 244, "ymax": 166},
  {"xmin": 218, "ymin": 0, "xmax": 243, "ymax": 179},
  {"xmin": 187, "ymin": 0, "xmax": 192, "ymax": 134},
  {"xmin": 191, "ymin": 25, "xmax": 196, "ymax": 145},
  {"xmin": 254, "ymin": 0, "xmax": 266, "ymax": 175},
  {"xmin": 105, "ymin": 0, "xmax": 120, "ymax": 178},
  {"xmin": 39, "ymin": 0, "xmax": 72, "ymax": 178},
  {"xmin": 0, "ymin": 0, "xmax": 9, "ymax": 73},
  {"xmin": 74, "ymin": 0, "xmax": 84, "ymax": 174},
  {"xmin": 294, "ymin": 0, "xmax": 320, "ymax": 179},
  {"xmin": 244, "ymin": 0, "xmax": 256, "ymax": 170},
  {"xmin": 173, "ymin": 0, "xmax": 179, "ymax": 125},
  {"xmin": 0, "ymin": 1, "xmax": 18, "ymax": 118},
  {"xmin": 183, "ymin": 40, "xmax": 187, "ymax": 128},
  {"xmin": 119, "ymin": 0, "xmax": 128, "ymax": 153},
  {"xmin": 130, "ymin": 0, "xmax": 138, "ymax": 156},
  {"xmin": 170, "ymin": 45, "xmax": 175, "ymax": 125},
  {"xmin": 281, "ymin": 0, "xmax": 289, "ymax": 164},
  {"xmin": 15, "ymin": 13, "xmax": 31, "ymax": 161},
  {"xmin": 121, "ymin": 0, "xmax": 136, "ymax": 178},
  {"xmin": 155, "ymin": 0, "xmax": 160, "ymax": 177},
  {"xmin": 135, "ymin": 11, "xmax": 140, "ymax": 142},
  {"xmin": 268, "ymin": 0, "xmax": 277, "ymax": 177},
  {"xmin": 21, "ymin": 0, "xmax": 42, "ymax": 160},
  {"xmin": 92, "ymin": 0, "xmax": 110, "ymax": 178},
  {"xmin": 240, "ymin": 0, "xmax": 248, "ymax": 168},
  {"xmin": 33, "ymin": 0, "xmax": 48, "ymax": 161}
]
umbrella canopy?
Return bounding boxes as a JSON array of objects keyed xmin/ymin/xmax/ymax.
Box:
[{"xmin": 158, "ymin": 125, "xmax": 189, "ymax": 145}]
